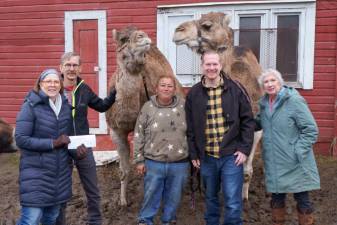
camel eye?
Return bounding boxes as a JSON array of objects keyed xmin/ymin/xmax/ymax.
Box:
[
  {"xmin": 201, "ymin": 21, "xmax": 212, "ymax": 30},
  {"xmin": 120, "ymin": 37, "xmax": 129, "ymax": 44},
  {"xmin": 175, "ymin": 26, "xmax": 185, "ymax": 32},
  {"xmin": 137, "ymin": 34, "xmax": 144, "ymax": 40}
]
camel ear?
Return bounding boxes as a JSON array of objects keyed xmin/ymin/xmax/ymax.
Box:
[
  {"xmin": 222, "ymin": 15, "xmax": 231, "ymax": 27},
  {"xmin": 112, "ymin": 29, "xmax": 118, "ymax": 41}
]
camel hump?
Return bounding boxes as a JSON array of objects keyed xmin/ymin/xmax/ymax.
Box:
[
  {"xmin": 233, "ymin": 46, "xmax": 253, "ymax": 58},
  {"xmin": 147, "ymin": 45, "xmax": 174, "ymax": 75}
]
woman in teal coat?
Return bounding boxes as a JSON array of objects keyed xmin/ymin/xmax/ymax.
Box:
[{"xmin": 256, "ymin": 69, "xmax": 320, "ymax": 225}]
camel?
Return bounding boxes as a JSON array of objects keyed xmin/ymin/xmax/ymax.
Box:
[
  {"xmin": 105, "ymin": 26, "xmax": 184, "ymax": 206},
  {"xmin": 0, "ymin": 118, "xmax": 17, "ymax": 153},
  {"xmin": 173, "ymin": 12, "xmax": 263, "ymax": 200}
]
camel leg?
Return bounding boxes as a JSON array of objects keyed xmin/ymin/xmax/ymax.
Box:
[
  {"xmin": 110, "ymin": 129, "xmax": 130, "ymax": 206},
  {"xmin": 242, "ymin": 130, "xmax": 263, "ymax": 200}
]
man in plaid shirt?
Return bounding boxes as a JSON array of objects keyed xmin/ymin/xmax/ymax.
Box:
[{"xmin": 185, "ymin": 51, "xmax": 255, "ymax": 225}]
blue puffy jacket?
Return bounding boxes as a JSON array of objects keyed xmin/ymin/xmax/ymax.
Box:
[{"xmin": 15, "ymin": 90, "xmax": 73, "ymax": 207}]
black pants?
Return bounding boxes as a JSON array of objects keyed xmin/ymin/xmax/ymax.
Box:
[
  {"xmin": 271, "ymin": 191, "xmax": 313, "ymax": 211},
  {"xmin": 56, "ymin": 149, "xmax": 102, "ymax": 225}
]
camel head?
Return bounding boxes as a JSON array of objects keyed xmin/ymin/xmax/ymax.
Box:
[
  {"xmin": 173, "ymin": 12, "xmax": 233, "ymax": 54},
  {"xmin": 172, "ymin": 20, "xmax": 199, "ymax": 52},
  {"xmin": 113, "ymin": 26, "xmax": 152, "ymax": 74}
]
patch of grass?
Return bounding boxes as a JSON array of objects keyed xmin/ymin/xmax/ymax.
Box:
[
  {"xmin": 315, "ymin": 154, "xmax": 337, "ymax": 164},
  {"xmin": 1, "ymin": 152, "xmax": 20, "ymax": 167}
]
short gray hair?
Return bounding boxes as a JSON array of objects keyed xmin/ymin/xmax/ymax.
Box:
[
  {"xmin": 60, "ymin": 52, "xmax": 81, "ymax": 65},
  {"xmin": 258, "ymin": 68, "xmax": 284, "ymax": 88}
]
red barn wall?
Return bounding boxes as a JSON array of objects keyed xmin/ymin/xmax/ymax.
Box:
[
  {"xmin": 0, "ymin": 0, "xmax": 336, "ymax": 154},
  {"xmin": 308, "ymin": 0, "xmax": 337, "ymax": 155}
]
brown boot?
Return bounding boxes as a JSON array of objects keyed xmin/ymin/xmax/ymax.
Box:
[
  {"xmin": 272, "ymin": 207, "xmax": 286, "ymax": 225},
  {"xmin": 298, "ymin": 207, "xmax": 314, "ymax": 225}
]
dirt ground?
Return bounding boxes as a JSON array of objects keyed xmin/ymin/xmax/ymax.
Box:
[{"xmin": 0, "ymin": 152, "xmax": 336, "ymax": 225}]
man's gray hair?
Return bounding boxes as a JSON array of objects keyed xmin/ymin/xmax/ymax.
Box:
[
  {"xmin": 60, "ymin": 52, "xmax": 81, "ymax": 65},
  {"xmin": 258, "ymin": 68, "xmax": 284, "ymax": 88}
]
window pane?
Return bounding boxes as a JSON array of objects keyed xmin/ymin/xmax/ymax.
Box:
[
  {"xmin": 176, "ymin": 45, "xmax": 200, "ymax": 86},
  {"xmin": 239, "ymin": 17, "xmax": 261, "ymax": 61},
  {"xmin": 276, "ymin": 15, "xmax": 299, "ymax": 82}
]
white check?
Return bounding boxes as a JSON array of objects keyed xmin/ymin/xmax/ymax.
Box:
[{"xmin": 68, "ymin": 135, "xmax": 96, "ymax": 149}]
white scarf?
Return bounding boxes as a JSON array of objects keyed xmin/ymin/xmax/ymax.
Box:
[{"xmin": 49, "ymin": 94, "xmax": 62, "ymax": 119}]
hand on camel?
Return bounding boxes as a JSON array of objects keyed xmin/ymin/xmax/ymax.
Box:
[
  {"xmin": 136, "ymin": 163, "xmax": 146, "ymax": 175},
  {"xmin": 234, "ymin": 151, "xmax": 247, "ymax": 166}
]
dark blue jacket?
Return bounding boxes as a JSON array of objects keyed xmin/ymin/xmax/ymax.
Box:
[{"xmin": 15, "ymin": 90, "xmax": 73, "ymax": 207}]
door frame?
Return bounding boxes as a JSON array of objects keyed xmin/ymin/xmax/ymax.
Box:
[{"xmin": 64, "ymin": 10, "xmax": 108, "ymax": 134}]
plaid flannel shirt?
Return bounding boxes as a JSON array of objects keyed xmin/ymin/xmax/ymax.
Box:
[{"xmin": 205, "ymin": 85, "xmax": 229, "ymax": 158}]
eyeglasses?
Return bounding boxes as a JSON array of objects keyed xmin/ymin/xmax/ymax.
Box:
[
  {"xmin": 63, "ymin": 63, "xmax": 80, "ymax": 69},
  {"xmin": 41, "ymin": 80, "xmax": 61, "ymax": 85}
]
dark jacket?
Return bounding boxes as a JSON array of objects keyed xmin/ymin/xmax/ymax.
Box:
[
  {"xmin": 185, "ymin": 75, "xmax": 255, "ymax": 160},
  {"xmin": 68, "ymin": 76, "xmax": 116, "ymax": 135},
  {"xmin": 15, "ymin": 90, "xmax": 73, "ymax": 207}
]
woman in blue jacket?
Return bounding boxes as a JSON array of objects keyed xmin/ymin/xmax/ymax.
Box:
[
  {"xmin": 15, "ymin": 69, "xmax": 76, "ymax": 225},
  {"xmin": 256, "ymin": 69, "xmax": 320, "ymax": 225}
]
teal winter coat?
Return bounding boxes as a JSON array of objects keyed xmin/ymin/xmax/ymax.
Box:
[{"xmin": 256, "ymin": 86, "xmax": 320, "ymax": 193}]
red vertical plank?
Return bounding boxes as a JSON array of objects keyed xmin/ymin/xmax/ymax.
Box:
[
  {"xmin": 73, "ymin": 20, "xmax": 99, "ymax": 127},
  {"xmin": 334, "ymin": 19, "xmax": 337, "ymax": 156}
]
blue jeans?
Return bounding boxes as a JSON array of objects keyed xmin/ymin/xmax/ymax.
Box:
[
  {"xmin": 271, "ymin": 191, "xmax": 313, "ymax": 211},
  {"xmin": 200, "ymin": 154, "xmax": 243, "ymax": 225},
  {"xmin": 17, "ymin": 205, "xmax": 61, "ymax": 225},
  {"xmin": 138, "ymin": 159, "xmax": 189, "ymax": 225},
  {"xmin": 56, "ymin": 149, "xmax": 101, "ymax": 225}
]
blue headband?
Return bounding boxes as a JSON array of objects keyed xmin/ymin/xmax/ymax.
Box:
[{"xmin": 39, "ymin": 68, "xmax": 60, "ymax": 82}]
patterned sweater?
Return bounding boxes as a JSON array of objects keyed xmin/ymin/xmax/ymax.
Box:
[{"xmin": 133, "ymin": 95, "xmax": 189, "ymax": 163}]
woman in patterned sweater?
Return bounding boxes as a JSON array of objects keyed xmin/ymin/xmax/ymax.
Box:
[{"xmin": 133, "ymin": 75, "xmax": 189, "ymax": 225}]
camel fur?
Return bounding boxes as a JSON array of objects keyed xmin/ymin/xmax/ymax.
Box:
[
  {"xmin": 173, "ymin": 12, "xmax": 263, "ymax": 201},
  {"xmin": 105, "ymin": 26, "xmax": 184, "ymax": 206},
  {"xmin": 0, "ymin": 118, "xmax": 17, "ymax": 153}
]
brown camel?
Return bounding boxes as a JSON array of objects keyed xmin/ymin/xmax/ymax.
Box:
[
  {"xmin": 105, "ymin": 27, "xmax": 184, "ymax": 206},
  {"xmin": 0, "ymin": 118, "xmax": 17, "ymax": 153},
  {"xmin": 173, "ymin": 12, "xmax": 263, "ymax": 200}
]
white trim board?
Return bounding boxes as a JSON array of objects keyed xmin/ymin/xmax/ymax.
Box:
[
  {"xmin": 64, "ymin": 10, "xmax": 108, "ymax": 134},
  {"xmin": 158, "ymin": 0, "xmax": 316, "ymax": 9}
]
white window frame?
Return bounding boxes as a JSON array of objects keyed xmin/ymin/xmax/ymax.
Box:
[
  {"xmin": 157, "ymin": 13, "xmax": 198, "ymax": 86},
  {"xmin": 233, "ymin": 10, "xmax": 269, "ymax": 69},
  {"xmin": 157, "ymin": 0, "xmax": 316, "ymax": 89},
  {"xmin": 64, "ymin": 10, "xmax": 108, "ymax": 134}
]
